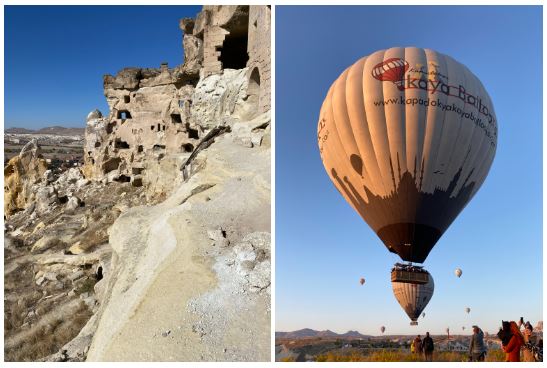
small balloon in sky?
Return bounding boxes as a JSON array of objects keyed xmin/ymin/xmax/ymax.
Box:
[
  {"xmin": 465, "ymin": 307, "xmax": 471, "ymax": 314},
  {"xmin": 359, "ymin": 277, "xmax": 365, "ymax": 286},
  {"xmin": 455, "ymin": 268, "xmax": 462, "ymax": 278},
  {"xmin": 380, "ymin": 326, "xmax": 385, "ymax": 334}
]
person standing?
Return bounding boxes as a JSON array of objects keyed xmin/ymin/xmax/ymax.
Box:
[
  {"xmin": 522, "ymin": 322, "xmax": 541, "ymax": 362},
  {"xmin": 502, "ymin": 321, "xmax": 524, "ymax": 362},
  {"xmin": 422, "ymin": 332, "xmax": 434, "ymax": 361},
  {"xmin": 414, "ymin": 335, "xmax": 423, "ymax": 356},
  {"xmin": 469, "ymin": 325, "xmax": 487, "ymax": 361}
]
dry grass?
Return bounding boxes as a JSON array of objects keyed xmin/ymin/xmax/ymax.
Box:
[
  {"xmin": 4, "ymin": 301, "xmax": 92, "ymax": 362},
  {"xmin": 314, "ymin": 349, "xmax": 506, "ymax": 362}
]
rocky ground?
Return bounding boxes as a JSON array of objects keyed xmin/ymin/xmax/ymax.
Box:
[
  {"xmin": 86, "ymin": 113, "xmax": 271, "ymax": 362},
  {"xmin": 4, "ymin": 112, "xmax": 271, "ymax": 362},
  {"xmin": 4, "ymin": 146, "xmax": 156, "ymax": 361}
]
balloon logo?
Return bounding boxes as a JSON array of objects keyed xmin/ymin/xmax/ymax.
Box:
[{"xmin": 371, "ymin": 58, "xmax": 409, "ymax": 90}]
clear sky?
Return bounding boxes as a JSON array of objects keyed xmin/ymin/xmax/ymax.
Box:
[
  {"xmin": 276, "ymin": 6, "xmax": 543, "ymax": 336},
  {"xmin": 5, "ymin": 5, "xmax": 201, "ymax": 129}
]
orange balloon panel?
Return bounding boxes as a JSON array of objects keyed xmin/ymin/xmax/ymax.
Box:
[{"xmin": 318, "ymin": 47, "xmax": 497, "ymax": 263}]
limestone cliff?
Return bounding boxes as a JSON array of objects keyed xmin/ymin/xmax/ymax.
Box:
[
  {"xmin": 4, "ymin": 5, "xmax": 270, "ymax": 363},
  {"xmin": 78, "ymin": 5, "xmax": 271, "ymax": 361}
]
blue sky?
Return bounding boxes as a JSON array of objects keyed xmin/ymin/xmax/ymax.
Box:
[
  {"xmin": 276, "ymin": 6, "xmax": 543, "ymax": 335},
  {"xmin": 5, "ymin": 5, "xmax": 201, "ymax": 129}
]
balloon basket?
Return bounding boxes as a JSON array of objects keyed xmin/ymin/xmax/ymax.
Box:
[
  {"xmin": 391, "ymin": 266, "xmax": 430, "ymax": 284},
  {"xmin": 410, "ymin": 321, "xmax": 418, "ymax": 326}
]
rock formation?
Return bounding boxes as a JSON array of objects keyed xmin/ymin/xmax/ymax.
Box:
[
  {"xmin": 82, "ymin": 5, "xmax": 271, "ymax": 200},
  {"xmin": 4, "ymin": 5, "xmax": 272, "ymax": 363},
  {"xmin": 4, "ymin": 139, "xmax": 48, "ymax": 217}
]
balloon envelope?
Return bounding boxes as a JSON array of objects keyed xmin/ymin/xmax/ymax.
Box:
[
  {"xmin": 465, "ymin": 307, "xmax": 471, "ymax": 314},
  {"xmin": 392, "ymin": 272, "xmax": 434, "ymax": 324},
  {"xmin": 318, "ymin": 47, "xmax": 497, "ymax": 263},
  {"xmin": 359, "ymin": 277, "xmax": 365, "ymax": 285},
  {"xmin": 455, "ymin": 268, "xmax": 462, "ymax": 277},
  {"xmin": 380, "ymin": 326, "xmax": 386, "ymax": 333}
]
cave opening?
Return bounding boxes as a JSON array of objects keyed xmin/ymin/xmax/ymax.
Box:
[
  {"xmin": 186, "ymin": 124, "xmax": 199, "ymax": 139},
  {"xmin": 181, "ymin": 143, "xmax": 194, "ymax": 153},
  {"xmin": 115, "ymin": 139, "xmax": 130, "ymax": 149},
  {"xmin": 218, "ymin": 31, "xmax": 249, "ymax": 70},
  {"xmin": 117, "ymin": 110, "xmax": 132, "ymax": 119},
  {"xmin": 171, "ymin": 113, "xmax": 182, "ymax": 124}
]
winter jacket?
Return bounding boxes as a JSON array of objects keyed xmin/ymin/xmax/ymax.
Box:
[
  {"xmin": 469, "ymin": 330, "xmax": 487, "ymax": 355},
  {"xmin": 502, "ymin": 322, "xmax": 524, "ymax": 362},
  {"xmin": 522, "ymin": 333, "xmax": 539, "ymax": 362},
  {"xmin": 414, "ymin": 338, "xmax": 423, "ymax": 353},
  {"xmin": 423, "ymin": 336, "xmax": 434, "ymax": 352}
]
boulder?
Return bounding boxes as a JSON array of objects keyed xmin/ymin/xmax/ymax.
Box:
[
  {"xmin": 66, "ymin": 196, "xmax": 81, "ymax": 212},
  {"xmin": 31, "ymin": 235, "xmax": 65, "ymax": 253},
  {"xmin": 35, "ymin": 186, "xmax": 58, "ymax": 215}
]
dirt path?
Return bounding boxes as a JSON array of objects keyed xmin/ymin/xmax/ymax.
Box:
[{"xmin": 96, "ymin": 210, "xmax": 216, "ymax": 361}]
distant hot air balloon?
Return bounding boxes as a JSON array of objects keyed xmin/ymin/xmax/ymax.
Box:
[
  {"xmin": 392, "ymin": 272, "xmax": 434, "ymax": 325},
  {"xmin": 455, "ymin": 268, "xmax": 462, "ymax": 278},
  {"xmin": 462, "ymin": 326, "xmax": 466, "ymax": 331},
  {"xmin": 318, "ymin": 47, "xmax": 497, "ymax": 265},
  {"xmin": 359, "ymin": 277, "xmax": 365, "ymax": 285},
  {"xmin": 380, "ymin": 326, "xmax": 386, "ymax": 334},
  {"xmin": 422, "ymin": 313, "xmax": 426, "ymax": 318},
  {"xmin": 465, "ymin": 307, "xmax": 471, "ymax": 314},
  {"xmin": 318, "ymin": 47, "xmax": 497, "ymax": 324}
]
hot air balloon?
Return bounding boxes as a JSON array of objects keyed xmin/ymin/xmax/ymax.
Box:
[
  {"xmin": 318, "ymin": 46, "xmax": 497, "ymax": 265},
  {"xmin": 359, "ymin": 277, "xmax": 365, "ymax": 285},
  {"xmin": 318, "ymin": 47, "xmax": 497, "ymax": 324},
  {"xmin": 465, "ymin": 307, "xmax": 471, "ymax": 314},
  {"xmin": 462, "ymin": 326, "xmax": 466, "ymax": 331},
  {"xmin": 380, "ymin": 326, "xmax": 386, "ymax": 334},
  {"xmin": 455, "ymin": 268, "xmax": 462, "ymax": 278},
  {"xmin": 392, "ymin": 272, "xmax": 434, "ymax": 325},
  {"xmin": 422, "ymin": 313, "xmax": 426, "ymax": 318}
]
